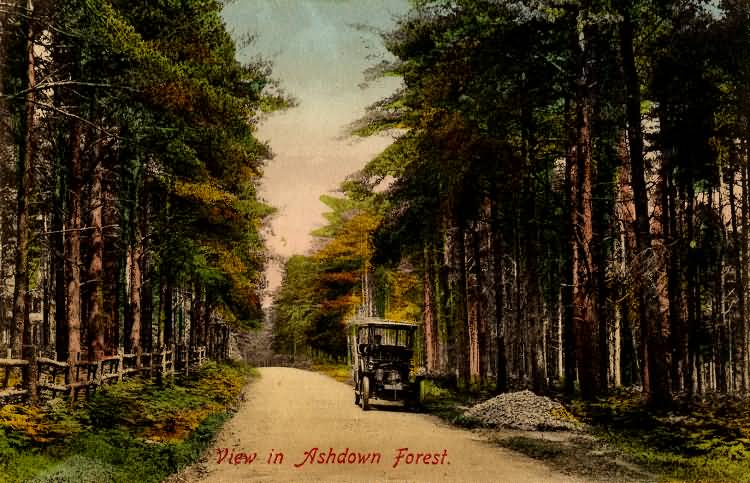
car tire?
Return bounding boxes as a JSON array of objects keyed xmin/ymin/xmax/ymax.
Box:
[{"xmin": 361, "ymin": 376, "xmax": 370, "ymax": 411}]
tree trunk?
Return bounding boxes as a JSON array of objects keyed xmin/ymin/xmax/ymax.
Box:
[
  {"xmin": 741, "ymin": 159, "xmax": 750, "ymax": 393},
  {"xmin": 444, "ymin": 207, "xmax": 469, "ymax": 387},
  {"xmin": 191, "ymin": 280, "xmax": 203, "ymax": 349},
  {"xmin": 490, "ymin": 195, "xmax": 508, "ymax": 392},
  {"xmin": 11, "ymin": 0, "xmax": 35, "ymax": 358},
  {"xmin": 162, "ymin": 275, "xmax": 173, "ymax": 347},
  {"xmin": 620, "ymin": 7, "xmax": 671, "ymax": 405},
  {"xmin": 129, "ymin": 238, "xmax": 143, "ymax": 354},
  {"xmin": 140, "ymin": 196, "xmax": 153, "ymax": 352},
  {"xmin": 422, "ymin": 243, "xmax": 438, "ymax": 372},
  {"xmin": 41, "ymin": 215, "xmax": 50, "ymax": 350},
  {"xmin": 87, "ymin": 157, "xmax": 105, "ymax": 359},
  {"xmin": 466, "ymin": 225, "xmax": 481, "ymax": 386},
  {"xmin": 53, "ymin": 162, "xmax": 66, "ymax": 361},
  {"xmin": 66, "ymin": 120, "xmax": 82, "ymax": 358},
  {"xmin": 563, "ymin": 96, "xmax": 578, "ymax": 397},
  {"xmin": 654, "ymin": 132, "xmax": 677, "ymax": 404},
  {"xmin": 572, "ymin": 14, "xmax": 601, "ymax": 399},
  {"xmin": 477, "ymin": 202, "xmax": 491, "ymax": 384},
  {"xmin": 103, "ymin": 177, "xmax": 118, "ymax": 351}
]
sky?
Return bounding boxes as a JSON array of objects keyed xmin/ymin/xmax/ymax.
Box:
[{"xmin": 220, "ymin": 0, "xmax": 408, "ymax": 304}]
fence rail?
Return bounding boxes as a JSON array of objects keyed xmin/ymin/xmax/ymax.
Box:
[{"xmin": 0, "ymin": 345, "xmax": 207, "ymax": 403}]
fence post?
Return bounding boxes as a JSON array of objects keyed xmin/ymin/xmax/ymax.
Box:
[
  {"xmin": 23, "ymin": 345, "xmax": 38, "ymax": 403},
  {"xmin": 66, "ymin": 351, "xmax": 77, "ymax": 401},
  {"xmin": 135, "ymin": 346, "xmax": 143, "ymax": 374},
  {"xmin": 117, "ymin": 348, "xmax": 124, "ymax": 383},
  {"xmin": 96, "ymin": 358, "xmax": 103, "ymax": 386}
]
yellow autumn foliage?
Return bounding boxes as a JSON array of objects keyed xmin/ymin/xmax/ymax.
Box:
[
  {"xmin": 141, "ymin": 404, "xmax": 221, "ymax": 442},
  {"xmin": 174, "ymin": 179, "xmax": 237, "ymax": 206},
  {"xmin": 0, "ymin": 404, "xmax": 81, "ymax": 444},
  {"xmin": 315, "ymin": 211, "xmax": 381, "ymax": 265}
]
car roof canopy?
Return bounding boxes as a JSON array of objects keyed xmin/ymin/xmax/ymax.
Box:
[{"xmin": 347, "ymin": 316, "xmax": 419, "ymax": 329}]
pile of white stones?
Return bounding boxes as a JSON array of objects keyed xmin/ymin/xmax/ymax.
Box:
[{"xmin": 464, "ymin": 389, "xmax": 583, "ymax": 431}]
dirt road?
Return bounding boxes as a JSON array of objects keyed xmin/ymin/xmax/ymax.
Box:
[{"xmin": 191, "ymin": 367, "xmax": 586, "ymax": 482}]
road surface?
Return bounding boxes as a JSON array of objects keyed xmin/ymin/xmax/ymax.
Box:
[{"xmin": 190, "ymin": 367, "xmax": 586, "ymax": 482}]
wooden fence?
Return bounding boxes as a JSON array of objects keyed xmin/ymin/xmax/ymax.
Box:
[{"xmin": 0, "ymin": 344, "xmax": 207, "ymax": 403}]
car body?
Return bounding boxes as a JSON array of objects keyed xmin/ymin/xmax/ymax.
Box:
[{"xmin": 347, "ymin": 317, "xmax": 423, "ymax": 411}]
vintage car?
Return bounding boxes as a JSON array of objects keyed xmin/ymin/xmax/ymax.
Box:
[{"xmin": 347, "ymin": 317, "xmax": 424, "ymax": 411}]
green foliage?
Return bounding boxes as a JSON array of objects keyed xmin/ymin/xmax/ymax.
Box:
[
  {"xmin": 0, "ymin": 403, "xmax": 82, "ymax": 446},
  {"xmin": 0, "ymin": 362, "xmax": 252, "ymax": 482},
  {"xmin": 8, "ymin": 0, "xmax": 286, "ymax": 337},
  {"xmin": 574, "ymin": 393, "xmax": 750, "ymax": 481}
]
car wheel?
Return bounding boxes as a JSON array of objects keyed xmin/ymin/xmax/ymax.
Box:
[{"xmin": 361, "ymin": 376, "xmax": 370, "ymax": 411}]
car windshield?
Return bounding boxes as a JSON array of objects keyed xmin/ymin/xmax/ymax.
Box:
[{"xmin": 365, "ymin": 326, "xmax": 412, "ymax": 348}]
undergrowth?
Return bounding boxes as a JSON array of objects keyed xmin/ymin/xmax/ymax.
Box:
[
  {"xmin": 0, "ymin": 360, "xmax": 255, "ymax": 483},
  {"xmin": 420, "ymin": 381, "xmax": 750, "ymax": 481},
  {"xmin": 572, "ymin": 389, "xmax": 750, "ymax": 482},
  {"xmin": 419, "ymin": 379, "xmax": 488, "ymax": 428}
]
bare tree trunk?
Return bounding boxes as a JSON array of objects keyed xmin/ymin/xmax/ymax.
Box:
[
  {"xmin": 573, "ymin": 93, "xmax": 600, "ymax": 399},
  {"xmin": 11, "ymin": 0, "xmax": 35, "ymax": 358},
  {"xmin": 572, "ymin": 15, "xmax": 601, "ymax": 398},
  {"xmin": 102, "ymin": 178, "xmax": 118, "ymax": 350},
  {"xmin": 162, "ymin": 275, "xmax": 173, "ymax": 347},
  {"xmin": 87, "ymin": 157, "xmax": 105, "ymax": 359},
  {"xmin": 444, "ymin": 207, "xmax": 469, "ymax": 387},
  {"xmin": 741, "ymin": 159, "xmax": 750, "ymax": 393},
  {"xmin": 140, "ymin": 200, "xmax": 153, "ymax": 352},
  {"xmin": 423, "ymin": 244, "xmax": 438, "ymax": 372},
  {"xmin": 490, "ymin": 195, "xmax": 508, "ymax": 392},
  {"xmin": 563, "ymin": 96, "xmax": 578, "ymax": 397},
  {"xmin": 53, "ymin": 165, "xmax": 66, "ymax": 361},
  {"xmin": 66, "ymin": 120, "xmax": 82, "ymax": 357},
  {"xmin": 466, "ymin": 225, "xmax": 481, "ymax": 386},
  {"xmin": 41, "ymin": 214, "xmax": 50, "ymax": 350},
  {"xmin": 728, "ymin": 165, "xmax": 745, "ymax": 394},
  {"xmin": 190, "ymin": 280, "xmax": 203, "ymax": 349},
  {"xmin": 620, "ymin": 4, "xmax": 672, "ymax": 405},
  {"xmin": 477, "ymin": 204, "xmax": 491, "ymax": 384},
  {"xmin": 716, "ymin": 171, "xmax": 728, "ymax": 393},
  {"xmin": 128, "ymin": 238, "xmax": 142, "ymax": 354},
  {"xmin": 685, "ymin": 181, "xmax": 699, "ymax": 395}
]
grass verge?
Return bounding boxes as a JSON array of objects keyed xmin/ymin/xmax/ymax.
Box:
[
  {"xmin": 310, "ymin": 362, "xmax": 351, "ymax": 384},
  {"xmin": 0, "ymin": 360, "xmax": 256, "ymax": 483},
  {"xmin": 419, "ymin": 381, "xmax": 750, "ymax": 482}
]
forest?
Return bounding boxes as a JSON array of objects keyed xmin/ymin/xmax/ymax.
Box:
[
  {"xmin": 0, "ymin": 0, "xmax": 285, "ymax": 367},
  {"xmin": 272, "ymin": 0, "xmax": 750, "ymax": 406}
]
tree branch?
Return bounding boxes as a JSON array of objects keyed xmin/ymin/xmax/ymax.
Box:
[
  {"xmin": 2, "ymin": 80, "xmax": 138, "ymax": 100},
  {"xmin": 29, "ymin": 99, "xmax": 119, "ymax": 138}
]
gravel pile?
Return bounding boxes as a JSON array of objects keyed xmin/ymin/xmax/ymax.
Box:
[{"xmin": 464, "ymin": 390, "xmax": 583, "ymax": 431}]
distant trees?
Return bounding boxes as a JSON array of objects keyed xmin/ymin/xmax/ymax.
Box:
[
  {"xmin": 291, "ymin": 0, "xmax": 750, "ymax": 404},
  {"xmin": 272, "ymin": 194, "xmax": 421, "ymax": 359},
  {"xmin": 0, "ymin": 0, "xmax": 284, "ymax": 361}
]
